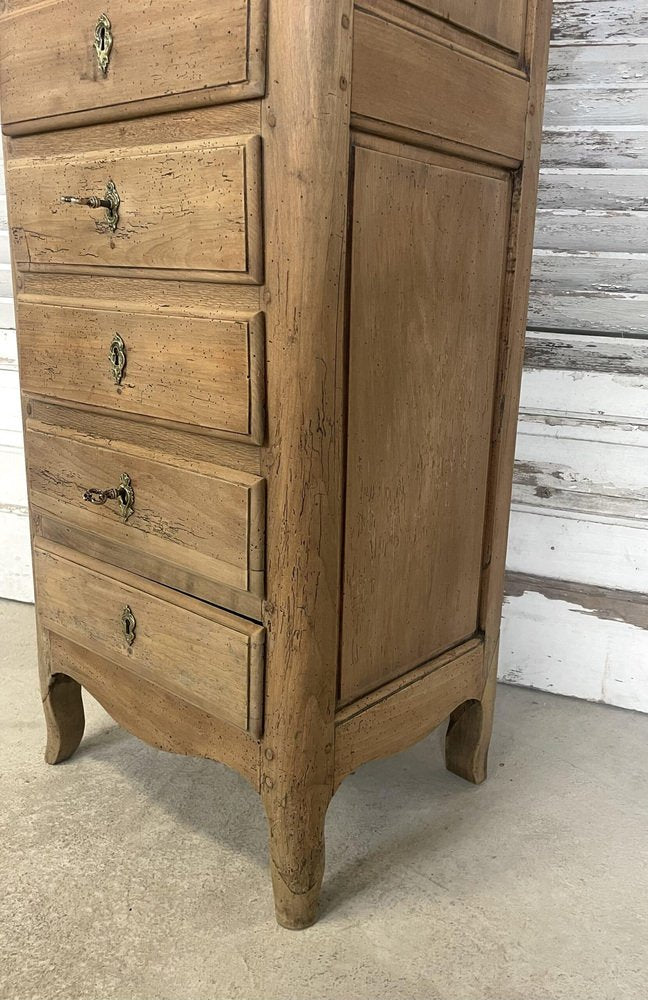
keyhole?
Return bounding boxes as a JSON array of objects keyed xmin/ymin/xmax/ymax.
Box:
[{"xmin": 98, "ymin": 25, "xmax": 106, "ymax": 50}]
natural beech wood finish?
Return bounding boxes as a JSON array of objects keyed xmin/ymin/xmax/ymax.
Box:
[
  {"xmin": 18, "ymin": 304, "xmax": 265, "ymax": 443},
  {"xmin": 0, "ymin": 0, "xmax": 551, "ymax": 929},
  {"xmin": 0, "ymin": 0, "xmax": 267, "ymax": 136},
  {"xmin": 334, "ymin": 639, "xmax": 484, "ymax": 787},
  {"xmin": 448, "ymin": 0, "xmax": 554, "ymax": 783},
  {"xmin": 51, "ymin": 635, "xmax": 262, "ymax": 789},
  {"xmin": 34, "ymin": 540, "xmax": 266, "ymax": 736},
  {"xmin": 7, "ymin": 134, "xmax": 263, "ymax": 282},
  {"xmin": 340, "ymin": 141, "xmax": 510, "ymax": 703},
  {"xmin": 351, "ymin": 10, "xmax": 529, "ymax": 162},
  {"xmin": 26, "ymin": 426, "xmax": 265, "ymax": 598},
  {"xmin": 258, "ymin": 0, "xmax": 353, "ymax": 929}
]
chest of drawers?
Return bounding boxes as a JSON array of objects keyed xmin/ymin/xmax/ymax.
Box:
[{"xmin": 0, "ymin": 0, "xmax": 552, "ymax": 928}]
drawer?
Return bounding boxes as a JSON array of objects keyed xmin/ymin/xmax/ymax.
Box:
[
  {"xmin": 0, "ymin": 0, "xmax": 266, "ymax": 135},
  {"xmin": 7, "ymin": 134, "xmax": 262, "ymax": 282},
  {"xmin": 18, "ymin": 303, "xmax": 265, "ymax": 444},
  {"xmin": 26, "ymin": 427, "xmax": 265, "ymax": 602},
  {"xmin": 34, "ymin": 540, "xmax": 265, "ymax": 736}
]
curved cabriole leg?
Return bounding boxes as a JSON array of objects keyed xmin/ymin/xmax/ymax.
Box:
[
  {"xmin": 264, "ymin": 790, "xmax": 329, "ymax": 930},
  {"xmin": 445, "ymin": 666, "xmax": 497, "ymax": 785},
  {"xmin": 43, "ymin": 674, "xmax": 85, "ymax": 764}
]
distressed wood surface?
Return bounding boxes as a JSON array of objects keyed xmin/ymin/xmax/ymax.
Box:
[
  {"xmin": 17, "ymin": 302, "xmax": 266, "ymax": 442},
  {"xmin": 7, "ymin": 134, "xmax": 263, "ymax": 282},
  {"xmin": 26, "ymin": 425, "xmax": 265, "ymax": 599},
  {"xmin": 0, "ymin": 0, "xmax": 267, "ymax": 135},
  {"xmin": 34, "ymin": 539, "xmax": 266, "ymax": 736},
  {"xmin": 501, "ymin": 575, "xmax": 648, "ymax": 712},
  {"xmin": 506, "ymin": 0, "xmax": 648, "ymax": 713},
  {"xmin": 340, "ymin": 141, "xmax": 509, "ymax": 704}
]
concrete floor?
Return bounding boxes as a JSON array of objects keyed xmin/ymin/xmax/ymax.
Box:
[{"xmin": 1, "ymin": 599, "xmax": 647, "ymax": 1000}]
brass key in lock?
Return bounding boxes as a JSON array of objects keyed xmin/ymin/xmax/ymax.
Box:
[
  {"xmin": 61, "ymin": 179, "xmax": 120, "ymax": 232},
  {"xmin": 82, "ymin": 473, "xmax": 134, "ymax": 523}
]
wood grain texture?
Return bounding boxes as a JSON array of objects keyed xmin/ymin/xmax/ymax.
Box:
[
  {"xmin": 26, "ymin": 425, "xmax": 265, "ymax": 599},
  {"xmin": 334, "ymin": 639, "xmax": 484, "ymax": 786},
  {"xmin": 0, "ymin": 0, "xmax": 267, "ymax": 135},
  {"xmin": 399, "ymin": 0, "xmax": 527, "ymax": 53},
  {"xmin": 340, "ymin": 142, "xmax": 509, "ymax": 704},
  {"xmin": 351, "ymin": 10, "xmax": 529, "ymax": 162},
  {"xmin": 51, "ymin": 634, "xmax": 262, "ymax": 788},
  {"xmin": 18, "ymin": 302, "xmax": 266, "ymax": 443},
  {"xmin": 449, "ymin": 0, "xmax": 553, "ymax": 783},
  {"xmin": 8, "ymin": 134, "xmax": 263, "ymax": 282},
  {"xmin": 258, "ymin": 0, "xmax": 353, "ymax": 929},
  {"xmin": 42, "ymin": 672, "xmax": 85, "ymax": 764},
  {"xmin": 34, "ymin": 539, "xmax": 265, "ymax": 736}
]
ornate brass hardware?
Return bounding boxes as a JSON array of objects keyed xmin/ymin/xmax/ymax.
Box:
[
  {"xmin": 94, "ymin": 13, "xmax": 113, "ymax": 75},
  {"xmin": 61, "ymin": 179, "xmax": 120, "ymax": 232},
  {"xmin": 121, "ymin": 606, "xmax": 136, "ymax": 646},
  {"xmin": 109, "ymin": 333, "xmax": 126, "ymax": 385},
  {"xmin": 82, "ymin": 472, "xmax": 134, "ymax": 522}
]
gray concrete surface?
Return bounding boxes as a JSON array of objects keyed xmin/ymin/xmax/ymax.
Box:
[{"xmin": 1, "ymin": 597, "xmax": 647, "ymax": 1000}]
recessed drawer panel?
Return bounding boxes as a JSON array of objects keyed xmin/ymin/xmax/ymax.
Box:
[
  {"xmin": 34, "ymin": 540, "xmax": 265, "ymax": 736},
  {"xmin": 26, "ymin": 427, "xmax": 265, "ymax": 601},
  {"xmin": 0, "ymin": 0, "xmax": 266, "ymax": 135},
  {"xmin": 7, "ymin": 134, "xmax": 262, "ymax": 282},
  {"xmin": 18, "ymin": 303, "xmax": 265, "ymax": 443}
]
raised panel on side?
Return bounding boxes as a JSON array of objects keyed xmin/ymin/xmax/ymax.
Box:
[
  {"xmin": 339, "ymin": 142, "xmax": 511, "ymax": 704},
  {"xmin": 351, "ymin": 10, "xmax": 528, "ymax": 163},
  {"xmin": 0, "ymin": 0, "xmax": 267, "ymax": 135},
  {"xmin": 403, "ymin": 0, "xmax": 527, "ymax": 54},
  {"xmin": 7, "ymin": 134, "xmax": 263, "ymax": 282}
]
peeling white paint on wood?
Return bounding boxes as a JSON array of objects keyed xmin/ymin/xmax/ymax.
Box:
[
  {"xmin": 500, "ymin": 582, "xmax": 648, "ymax": 712},
  {"xmin": 506, "ymin": 0, "xmax": 648, "ymax": 711}
]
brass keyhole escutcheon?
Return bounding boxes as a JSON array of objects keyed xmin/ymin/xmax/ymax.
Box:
[
  {"xmin": 60, "ymin": 179, "xmax": 120, "ymax": 233},
  {"xmin": 121, "ymin": 605, "xmax": 136, "ymax": 646},
  {"xmin": 82, "ymin": 472, "xmax": 135, "ymax": 523},
  {"xmin": 94, "ymin": 13, "xmax": 113, "ymax": 75},
  {"xmin": 109, "ymin": 333, "xmax": 126, "ymax": 385}
]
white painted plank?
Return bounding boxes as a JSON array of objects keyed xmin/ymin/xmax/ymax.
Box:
[
  {"xmin": 507, "ymin": 507, "xmax": 648, "ymax": 591},
  {"xmin": 0, "ymin": 231, "xmax": 10, "ymax": 265},
  {"xmin": 524, "ymin": 329, "xmax": 648, "ymax": 375},
  {"xmin": 544, "ymin": 87, "xmax": 648, "ymax": 129},
  {"xmin": 0, "ymin": 441, "xmax": 28, "ymax": 508},
  {"xmin": 0, "ymin": 327, "xmax": 18, "ymax": 367},
  {"xmin": 0, "ymin": 264, "xmax": 13, "ymax": 299},
  {"xmin": 0, "ymin": 297, "xmax": 15, "ymax": 329},
  {"xmin": 548, "ymin": 42, "xmax": 648, "ymax": 86},
  {"xmin": 531, "ymin": 249, "xmax": 648, "ymax": 294},
  {"xmin": 520, "ymin": 366, "xmax": 648, "ymax": 422},
  {"xmin": 500, "ymin": 583, "xmax": 648, "ymax": 713},
  {"xmin": 0, "ymin": 506, "xmax": 33, "ymax": 603},
  {"xmin": 534, "ymin": 208, "xmax": 648, "ymax": 252},
  {"xmin": 0, "ymin": 367, "xmax": 23, "ymax": 435},
  {"xmin": 551, "ymin": 1, "xmax": 648, "ymax": 43},
  {"xmin": 541, "ymin": 129, "xmax": 648, "ymax": 169},
  {"xmin": 528, "ymin": 288, "xmax": 648, "ymax": 335},
  {"xmin": 513, "ymin": 420, "xmax": 648, "ymax": 520},
  {"xmin": 0, "ymin": 193, "xmax": 7, "ymax": 229},
  {"xmin": 538, "ymin": 170, "xmax": 648, "ymax": 212}
]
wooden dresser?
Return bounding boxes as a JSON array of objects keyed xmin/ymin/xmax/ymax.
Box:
[{"xmin": 0, "ymin": 0, "xmax": 552, "ymax": 928}]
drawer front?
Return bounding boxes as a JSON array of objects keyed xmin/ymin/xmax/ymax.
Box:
[
  {"xmin": 18, "ymin": 303, "xmax": 265, "ymax": 443},
  {"xmin": 26, "ymin": 428, "xmax": 265, "ymax": 600},
  {"xmin": 0, "ymin": 0, "xmax": 266, "ymax": 134},
  {"xmin": 34, "ymin": 541, "xmax": 265, "ymax": 735},
  {"xmin": 7, "ymin": 134, "xmax": 262, "ymax": 282}
]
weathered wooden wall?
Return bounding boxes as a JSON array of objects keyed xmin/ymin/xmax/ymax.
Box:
[
  {"xmin": 500, "ymin": 0, "xmax": 648, "ymax": 712},
  {"xmin": 0, "ymin": 139, "xmax": 32, "ymax": 602}
]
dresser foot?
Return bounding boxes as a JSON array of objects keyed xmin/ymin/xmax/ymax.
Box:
[
  {"xmin": 445, "ymin": 668, "xmax": 496, "ymax": 785},
  {"xmin": 43, "ymin": 674, "xmax": 85, "ymax": 764},
  {"xmin": 264, "ymin": 797, "xmax": 327, "ymax": 929}
]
